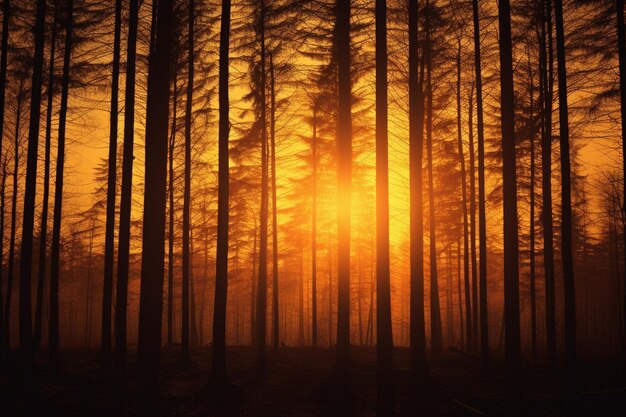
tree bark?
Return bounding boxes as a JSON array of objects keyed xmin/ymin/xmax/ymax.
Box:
[
  {"xmin": 497, "ymin": 0, "xmax": 522, "ymax": 398},
  {"xmin": 50, "ymin": 0, "xmax": 74, "ymax": 373},
  {"xmin": 540, "ymin": 0, "xmax": 557, "ymax": 367},
  {"xmin": 408, "ymin": 0, "xmax": 427, "ymax": 380},
  {"xmin": 212, "ymin": 0, "xmax": 231, "ymax": 383},
  {"xmin": 376, "ymin": 0, "xmax": 393, "ymax": 411},
  {"xmin": 181, "ymin": 0, "xmax": 195, "ymax": 365},
  {"xmin": 270, "ymin": 52, "xmax": 279, "ymax": 353},
  {"xmin": 553, "ymin": 0, "xmax": 576, "ymax": 379},
  {"xmin": 311, "ymin": 105, "xmax": 318, "ymax": 348},
  {"xmin": 35, "ymin": 0, "xmax": 59, "ymax": 351},
  {"xmin": 101, "ymin": 0, "xmax": 122, "ymax": 368},
  {"xmin": 472, "ymin": 0, "xmax": 489, "ymax": 373},
  {"xmin": 256, "ymin": 0, "xmax": 269, "ymax": 372},
  {"xmin": 456, "ymin": 37, "xmax": 471, "ymax": 353},
  {"xmin": 425, "ymin": 0, "xmax": 442, "ymax": 360},
  {"xmin": 137, "ymin": 0, "xmax": 174, "ymax": 413},
  {"xmin": 19, "ymin": 0, "xmax": 47, "ymax": 371},
  {"xmin": 115, "ymin": 0, "xmax": 139, "ymax": 387},
  {"xmin": 616, "ymin": 0, "xmax": 626, "ymax": 356},
  {"xmin": 336, "ymin": 0, "xmax": 352, "ymax": 385}
]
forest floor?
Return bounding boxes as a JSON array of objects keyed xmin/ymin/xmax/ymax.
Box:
[{"xmin": 1, "ymin": 346, "xmax": 625, "ymax": 416}]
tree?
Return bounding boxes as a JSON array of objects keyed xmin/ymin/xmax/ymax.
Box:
[
  {"xmin": 115, "ymin": 0, "xmax": 139, "ymax": 384},
  {"xmin": 181, "ymin": 0, "xmax": 196, "ymax": 365},
  {"xmin": 455, "ymin": 35, "xmax": 471, "ymax": 352},
  {"xmin": 335, "ymin": 0, "xmax": 352, "ymax": 386},
  {"xmin": 19, "ymin": 0, "xmax": 47, "ymax": 370},
  {"xmin": 539, "ymin": 0, "xmax": 557, "ymax": 366},
  {"xmin": 408, "ymin": 0, "xmax": 427, "ymax": 381},
  {"xmin": 136, "ymin": 0, "xmax": 174, "ymax": 413},
  {"xmin": 554, "ymin": 0, "xmax": 577, "ymax": 379},
  {"xmin": 471, "ymin": 0, "xmax": 489, "ymax": 373},
  {"xmin": 426, "ymin": 0, "xmax": 442, "ymax": 358},
  {"xmin": 617, "ymin": 0, "xmax": 626, "ymax": 353},
  {"xmin": 101, "ymin": 0, "xmax": 122, "ymax": 368},
  {"xmin": 50, "ymin": 0, "xmax": 74, "ymax": 372},
  {"xmin": 497, "ymin": 0, "xmax": 522, "ymax": 398},
  {"xmin": 375, "ymin": 0, "xmax": 393, "ymax": 412},
  {"xmin": 34, "ymin": 0, "xmax": 59, "ymax": 352},
  {"xmin": 211, "ymin": 0, "xmax": 231, "ymax": 384},
  {"xmin": 255, "ymin": 0, "xmax": 269, "ymax": 372}
]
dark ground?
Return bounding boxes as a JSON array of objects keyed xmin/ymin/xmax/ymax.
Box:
[{"xmin": 1, "ymin": 346, "xmax": 625, "ymax": 416}]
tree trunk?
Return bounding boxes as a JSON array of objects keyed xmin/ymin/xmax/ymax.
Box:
[
  {"xmin": 0, "ymin": 0, "xmax": 8, "ymax": 362},
  {"xmin": 540, "ymin": 0, "xmax": 557, "ymax": 367},
  {"xmin": 137, "ymin": 0, "xmax": 174, "ymax": 413},
  {"xmin": 408, "ymin": 0, "xmax": 427, "ymax": 380},
  {"xmin": 115, "ymin": 0, "xmax": 139, "ymax": 388},
  {"xmin": 4, "ymin": 79, "xmax": 24, "ymax": 352},
  {"xmin": 472, "ymin": 0, "xmax": 489, "ymax": 373},
  {"xmin": 168, "ymin": 69, "xmax": 179, "ymax": 349},
  {"xmin": 616, "ymin": 0, "xmax": 626, "ymax": 356},
  {"xmin": 100, "ymin": 0, "xmax": 122, "ymax": 368},
  {"xmin": 497, "ymin": 0, "xmax": 522, "ymax": 398},
  {"xmin": 212, "ymin": 0, "xmax": 231, "ymax": 383},
  {"xmin": 49, "ymin": 0, "xmax": 73, "ymax": 373},
  {"xmin": 456, "ymin": 39, "xmax": 472, "ymax": 352},
  {"xmin": 425, "ymin": 0, "xmax": 442, "ymax": 361},
  {"xmin": 553, "ymin": 0, "xmax": 576, "ymax": 379},
  {"xmin": 35, "ymin": 0, "xmax": 58, "ymax": 352},
  {"xmin": 181, "ymin": 0, "xmax": 195, "ymax": 365},
  {"xmin": 336, "ymin": 0, "xmax": 352, "ymax": 385},
  {"xmin": 311, "ymin": 105, "xmax": 318, "ymax": 348},
  {"xmin": 270, "ymin": 52, "xmax": 279, "ymax": 353},
  {"xmin": 469, "ymin": 86, "xmax": 478, "ymax": 354},
  {"xmin": 528, "ymin": 52, "xmax": 538, "ymax": 361},
  {"xmin": 375, "ymin": 0, "xmax": 393, "ymax": 411},
  {"xmin": 256, "ymin": 0, "xmax": 269, "ymax": 372},
  {"xmin": 19, "ymin": 0, "xmax": 47, "ymax": 371}
]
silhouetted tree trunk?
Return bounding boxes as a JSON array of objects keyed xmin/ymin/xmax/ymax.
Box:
[
  {"xmin": 0, "ymin": 0, "xmax": 8, "ymax": 362},
  {"xmin": 553, "ymin": 0, "xmax": 576, "ymax": 378},
  {"xmin": 0, "ymin": 0, "xmax": 8, "ymax": 170},
  {"xmin": 19, "ymin": 0, "xmax": 47, "ymax": 370},
  {"xmin": 472, "ymin": 0, "xmax": 489, "ymax": 373},
  {"xmin": 540, "ymin": 0, "xmax": 557, "ymax": 366},
  {"xmin": 468, "ymin": 82, "xmax": 478, "ymax": 353},
  {"xmin": 409, "ymin": 0, "xmax": 427, "ymax": 380},
  {"xmin": 336, "ymin": 0, "xmax": 352, "ymax": 385},
  {"xmin": 50, "ymin": 0, "xmax": 74, "ymax": 373},
  {"xmin": 4, "ymin": 79, "xmax": 24, "ymax": 352},
  {"xmin": 211, "ymin": 0, "xmax": 231, "ymax": 384},
  {"xmin": 375, "ymin": 0, "xmax": 393, "ymax": 411},
  {"xmin": 115, "ymin": 0, "xmax": 139, "ymax": 387},
  {"xmin": 311, "ymin": 104, "xmax": 318, "ymax": 348},
  {"xmin": 167, "ymin": 74, "xmax": 177, "ymax": 349},
  {"xmin": 497, "ymin": 0, "xmax": 521, "ymax": 398},
  {"xmin": 181, "ymin": 0, "xmax": 195, "ymax": 365},
  {"xmin": 270, "ymin": 52, "xmax": 279, "ymax": 353},
  {"xmin": 0, "ymin": 161, "xmax": 5, "ymax": 360},
  {"xmin": 426, "ymin": 0, "xmax": 442, "ymax": 359},
  {"xmin": 256, "ymin": 0, "xmax": 269, "ymax": 372},
  {"xmin": 35, "ymin": 0, "xmax": 59, "ymax": 351},
  {"xmin": 137, "ymin": 0, "xmax": 174, "ymax": 413},
  {"xmin": 528, "ymin": 54, "xmax": 538, "ymax": 361},
  {"xmin": 455, "ymin": 37, "xmax": 471, "ymax": 353},
  {"xmin": 101, "ymin": 0, "xmax": 122, "ymax": 368},
  {"xmin": 616, "ymin": 0, "xmax": 626, "ymax": 352}
]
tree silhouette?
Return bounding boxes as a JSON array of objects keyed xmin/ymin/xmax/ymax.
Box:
[
  {"xmin": 211, "ymin": 0, "xmax": 231, "ymax": 385},
  {"xmin": 100, "ymin": 0, "xmax": 122, "ymax": 369},
  {"xmin": 497, "ymin": 0, "xmax": 522, "ymax": 399},
  {"xmin": 136, "ymin": 0, "xmax": 175, "ymax": 414}
]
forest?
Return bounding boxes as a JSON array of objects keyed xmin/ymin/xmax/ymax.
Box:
[{"xmin": 0, "ymin": 0, "xmax": 626, "ymax": 415}]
